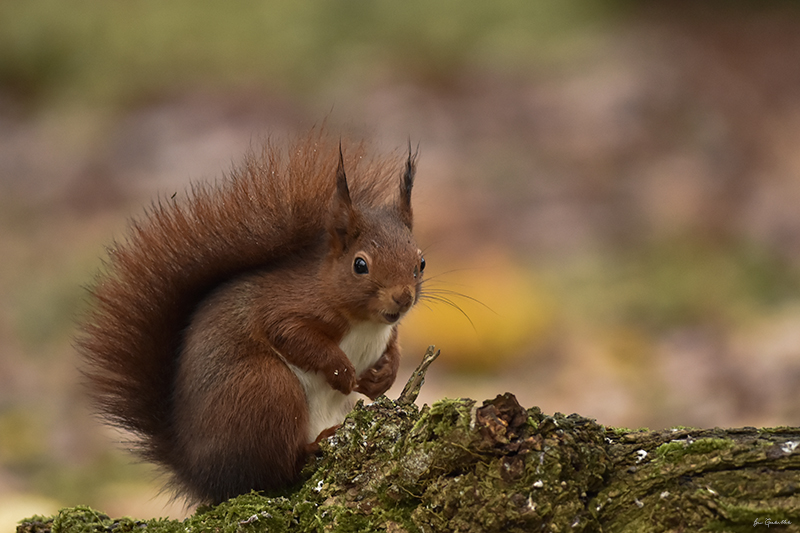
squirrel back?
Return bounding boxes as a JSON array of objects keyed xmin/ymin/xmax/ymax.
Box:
[{"xmin": 78, "ymin": 131, "xmax": 424, "ymax": 503}]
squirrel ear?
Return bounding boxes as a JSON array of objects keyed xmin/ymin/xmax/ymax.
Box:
[
  {"xmin": 329, "ymin": 144, "xmax": 359, "ymax": 254},
  {"xmin": 397, "ymin": 141, "xmax": 417, "ymax": 230}
]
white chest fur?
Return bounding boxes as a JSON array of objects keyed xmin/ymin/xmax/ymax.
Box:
[
  {"xmin": 339, "ymin": 321, "xmax": 394, "ymax": 375},
  {"xmin": 288, "ymin": 321, "xmax": 393, "ymax": 443}
]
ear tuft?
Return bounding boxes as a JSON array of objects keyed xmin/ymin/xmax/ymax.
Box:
[
  {"xmin": 336, "ymin": 142, "xmax": 352, "ymax": 209},
  {"xmin": 398, "ymin": 141, "xmax": 417, "ymax": 229},
  {"xmin": 329, "ymin": 143, "xmax": 358, "ymax": 254}
]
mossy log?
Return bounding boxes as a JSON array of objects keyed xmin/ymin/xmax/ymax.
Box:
[{"xmin": 18, "ymin": 348, "xmax": 800, "ymax": 532}]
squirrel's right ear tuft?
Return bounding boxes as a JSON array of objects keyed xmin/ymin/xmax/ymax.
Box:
[{"xmin": 397, "ymin": 142, "xmax": 417, "ymax": 230}]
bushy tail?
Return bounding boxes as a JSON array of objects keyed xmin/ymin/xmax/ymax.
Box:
[{"xmin": 77, "ymin": 131, "xmax": 400, "ymax": 470}]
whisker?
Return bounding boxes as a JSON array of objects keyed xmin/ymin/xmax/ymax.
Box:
[
  {"xmin": 421, "ymin": 267, "xmax": 483, "ymax": 282},
  {"xmin": 421, "ymin": 287, "xmax": 496, "ymax": 315},
  {"xmin": 414, "ymin": 300, "xmax": 435, "ymax": 313},
  {"xmin": 420, "ymin": 296, "xmax": 474, "ymax": 329},
  {"xmin": 418, "ymin": 293, "xmax": 477, "ymax": 331}
]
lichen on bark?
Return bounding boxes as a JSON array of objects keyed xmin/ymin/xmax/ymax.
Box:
[
  {"xmin": 16, "ymin": 348, "xmax": 800, "ymax": 533},
  {"xmin": 303, "ymin": 391, "xmax": 610, "ymax": 532},
  {"xmin": 598, "ymin": 426, "xmax": 800, "ymax": 532}
]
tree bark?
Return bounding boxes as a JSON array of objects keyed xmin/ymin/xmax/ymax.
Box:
[{"xmin": 18, "ymin": 348, "xmax": 800, "ymax": 533}]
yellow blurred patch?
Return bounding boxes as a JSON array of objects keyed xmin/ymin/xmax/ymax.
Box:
[
  {"xmin": 0, "ymin": 494, "xmax": 59, "ymax": 533},
  {"xmin": 402, "ymin": 253, "xmax": 556, "ymax": 372}
]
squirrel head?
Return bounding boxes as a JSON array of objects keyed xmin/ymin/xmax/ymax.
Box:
[{"xmin": 325, "ymin": 146, "xmax": 424, "ymax": 325}]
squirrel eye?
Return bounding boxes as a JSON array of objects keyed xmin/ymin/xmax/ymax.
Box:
[
  {"xmin": 353, "ymin": 256, "xmax": 369, "ymax": 275},
  {"xmin": 420, "ymin": 256, "xmax": 426, "ymax": 273}
]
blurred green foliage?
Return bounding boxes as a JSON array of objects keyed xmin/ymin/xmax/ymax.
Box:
[
  {"xmin": 0, "ymin": 0, "xmax": 620, "ymax": 109},
  {"xmin": 553, "ymin": 239, "xmax": 800, "ymax": 332}
]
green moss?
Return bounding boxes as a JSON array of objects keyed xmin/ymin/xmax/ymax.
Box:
[
  {"xmin": 596, "ymin": 424, "xmax": 800, "ymax": 532},
  {"xmin": 655, "ymin": 437, "xmax": 733, "ymax": 463},
  {"xmin": 16, "ymin": 516, "xmax": 54, "ymax": 533},
  {"xmin": 298, "ymin": 394, "xmax": 610, "ymax": 532},
  {"xmin": 688, "ymin": 437, "xmax": 734, "ymax": 454},
  {"xmin": 16, "ymin": 396, "xmax": 800, "ymax": 533},
  {"xmin": 46, "ymin": 507, "xmax": 184, "ymax": 533},
  {"xmin": 187, "ymin": 494, "xmax": 298, "ymax": 532}
]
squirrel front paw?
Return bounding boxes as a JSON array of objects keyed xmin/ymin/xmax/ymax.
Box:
[
  {"xmin": 355, "ymin": 355, "xmax": 398, "ymax": 400},
  {"xmin": 324, "ymin": 360, "xmax": 357, "ymax": 395}
]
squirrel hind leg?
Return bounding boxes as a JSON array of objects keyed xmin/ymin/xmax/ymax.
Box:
[
  {"xmin": 303, "ymin": 424, "xmax": 340, "ymax": 457},
  {"xmin": 172, "ymin": 349, "xmax": 311, "ymax": 504}
]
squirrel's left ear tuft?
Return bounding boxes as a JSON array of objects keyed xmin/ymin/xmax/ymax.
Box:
[
  {"xmin": 398, "ymin": 142, "xmax": 417, "ymax": 230},
  {"xmin": 329, "ymin": 143, "xmax": 360, "ymax": 254},
  {"xmin": 335, "ymin": 142, "xmax": 352, "ymax": 209}
]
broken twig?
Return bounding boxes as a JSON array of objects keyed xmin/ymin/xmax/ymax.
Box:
[{"xmin": 397, "ymin": 345, "xmax": 440, "ymax": 405}]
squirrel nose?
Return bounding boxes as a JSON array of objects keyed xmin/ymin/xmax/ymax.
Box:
[{"xmin": 392, "ymin": 288, "xmax": 414, "ymax": 313}]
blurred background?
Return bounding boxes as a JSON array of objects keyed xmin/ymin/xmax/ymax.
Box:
[{"xmin": 3, "ymin": 0, "xmax": 800, "ymax": 524}]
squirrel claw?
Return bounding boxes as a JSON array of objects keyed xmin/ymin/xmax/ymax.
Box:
[{"xmin": 326, "ymin": 361, "xmax": 356, "ymax": 394}]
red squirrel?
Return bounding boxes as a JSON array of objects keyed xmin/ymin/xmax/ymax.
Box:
[{"xmin": 78, "ymin": 131, "xmax": 425, "ymax": 504}]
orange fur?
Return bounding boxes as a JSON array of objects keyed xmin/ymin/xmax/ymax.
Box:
[{"xmin": 77, "ymin": 131, "xmax": 424, "ymax": 504}]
